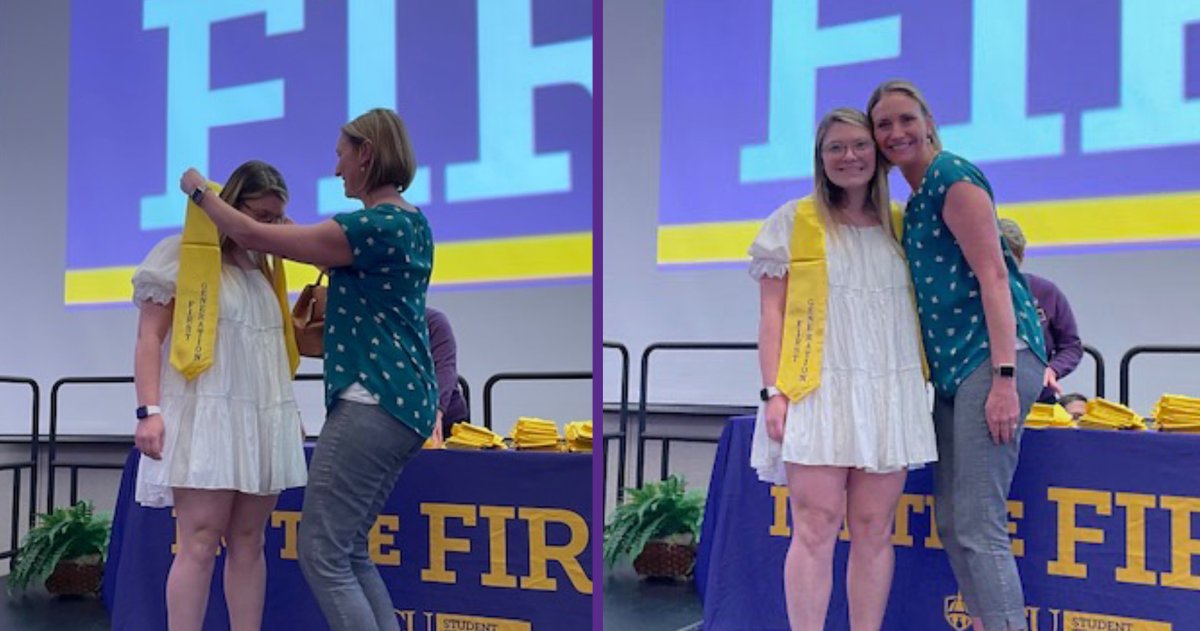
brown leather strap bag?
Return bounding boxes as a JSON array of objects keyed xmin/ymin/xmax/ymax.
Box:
[{"xmin": 291, "ymin": 271, "xmax": 326, "ymax": 358}]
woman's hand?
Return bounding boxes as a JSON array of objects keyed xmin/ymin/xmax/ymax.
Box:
[
  {"xmin": 985, "ymin": 379, "xmax": 1020, "ymax": 444},
  {"xmin": 765, "ymin": 395, "xmax": 788, "ymax": 442},
  {"xmin": 135, "ymin": 414, "xmax": 165, "ymax": 460},
  {"xmin": 1043, "ymin": 367, "xmax": 1062, "ymax": 396},
  {"xmin": 179, "ymin": 168, "xmax": 207, "ymax": 196},
  {"xmin": 432, "ymin": 411, "xmax": 445, "ymax": 447}
]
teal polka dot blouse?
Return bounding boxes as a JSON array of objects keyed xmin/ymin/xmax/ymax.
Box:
[
  {"xmin": 324, "ymin": 204, "xmax": 438, "ymax": 438},
  {"xmin": 903, "ymin": 152, "xmax": 1047, "ymax": 396}
]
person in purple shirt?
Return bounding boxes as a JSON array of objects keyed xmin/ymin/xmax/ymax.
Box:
[
  {"xmin": 999, "ymin": 219, "xmax": 1084, "ymax": 403},
  {"xmin": 427, "ymin": 307, "xmax": 470, "ymax": 444}
]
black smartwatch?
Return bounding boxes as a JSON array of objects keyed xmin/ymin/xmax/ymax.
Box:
[
  {"xmin": 760, "ymin": 386, "xmax": 782, "ymax": 401},
  {"xmin": 136, "ymin": 405, "xmax": 162, "ymax": 420},
  {"xmin": 992, "ymin": 364, "xmax": 1016, "ymax": 378},
  {"xmin": 190, "ymin": 184, "xmax": 207, "ymax": 205}
]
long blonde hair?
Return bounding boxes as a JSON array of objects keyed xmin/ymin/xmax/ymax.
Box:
[
  {"xmin": 812, "ymin": 108, "xmax": 896, "ymax": 243},
  {"xmin": 217, "ymin": 159, "xmax": 289, "ymax": 276}
]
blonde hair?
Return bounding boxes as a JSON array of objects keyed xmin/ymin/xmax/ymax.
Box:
[
  {"xmin": 812, "ymin": 108, "xmax": 896, "ymax": 243},
  {"xmin": 217, "ymin": 159, "xmax": 289, "ymax": 275},
  {"xmin": 219, "ymin": 159, "xmax": 289, "ymax": 209},
  {"xmin": 341, "ymin": 108, "xmax": 418, "ymax": 193},
  {"xmin": 866, "ymin": 79, "xmax": 942, "ymax": 165}
]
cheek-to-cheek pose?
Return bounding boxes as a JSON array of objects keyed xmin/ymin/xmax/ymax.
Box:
[
  {"xmin": 749, "ymin": 108, "xmax": 937, "ymax": 631},
  {"xmin": 868, "ymin": 80, "xmax": 1048, "ymax": 631}
]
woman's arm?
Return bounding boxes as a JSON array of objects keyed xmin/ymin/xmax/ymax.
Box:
[
  {"xmin": 758, "ymin": 276, "xmax": 789, "ymax": 441},
  {"xmin": 133, "ymin": 300, "xmax": 172, "ymax": 459},
  {"xmin": 180, "ymin": 169, "xmax": 354, "ymax": 268},
  {"xmin": 943, "ymin": 182, "xmax": 1019, "ymax": 444}
]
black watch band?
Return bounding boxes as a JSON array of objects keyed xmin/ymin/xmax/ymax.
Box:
[{"xmin": 190, "ymin": 184, "xmax": 207, "ymax": 205}]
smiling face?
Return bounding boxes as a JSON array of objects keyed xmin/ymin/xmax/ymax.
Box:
[
  {"xmin": 819, "ymin": 122, "xmax": 877, "ymax": 193},
  {"xmin": 334, "ymin": 133, "xmax": 367, "ymax": 200},
  {"xmin": 870, "ymin": 91, "xmax": 935, "ymax": 170}
]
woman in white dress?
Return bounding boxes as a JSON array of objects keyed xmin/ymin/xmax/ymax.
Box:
[
  {"xmin": 132, "ymin": 160, "xmax": 308, "ymax": 631},
  {"xmin": 749, "ymin": 108, "xmax": 937, "ymax": 631}
]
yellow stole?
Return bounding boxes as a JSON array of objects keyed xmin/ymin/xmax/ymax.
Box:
[
  {"xmin": 775, "ymin": 198, "xmax": 928, "ymax": 401},
  {"xmin": 170, "ymin": 184, "xmax": 300, "ymax": 379}
]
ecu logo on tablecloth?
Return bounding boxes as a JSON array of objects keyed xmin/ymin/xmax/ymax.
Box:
[{"xmin": 944, "ymin": 593, "xmax": 971, "ymax": 630}]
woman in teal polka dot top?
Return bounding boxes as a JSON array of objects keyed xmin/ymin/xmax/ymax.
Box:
[
  {"xmin": 179, "ymin": 108, "xmax": 436, "ymax": 630},
  {"xmin": 868, "ymin": 80, "xmax": 1046, "ymax": 631}
]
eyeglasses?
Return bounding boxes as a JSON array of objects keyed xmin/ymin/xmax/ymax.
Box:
[
  {"xmin": 821, "ymin": 139, "xmax": 874, "ymax": 158},
  {"xmin": 240, "ymin": 203, "xmax": 285, "ymax": 224}
]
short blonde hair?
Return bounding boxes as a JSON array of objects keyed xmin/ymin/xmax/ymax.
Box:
[
  {"xmin": 866, "ymin": 79, "xmax": 942, "ymax": 164},
  {"xmin": 341, "ymin": 108, "xmax": 418, "ymax": 193}
]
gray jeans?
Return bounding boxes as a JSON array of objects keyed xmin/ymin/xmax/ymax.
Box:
[
  {"xmin": 933, "ymin": 349, "xmax": 1042, "ymax": 631},
  {"xmin": 298, "ymin": 400, "xmax": 425, "ymax": 631}
]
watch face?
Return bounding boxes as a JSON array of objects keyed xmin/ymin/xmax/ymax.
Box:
[
  {"xmin": 759, "ymin": 388, "xmax": 769, "ymax": 402},
  {"xmin": 136, "ymin": 406, "xmax": 148, "ymax": 419}
]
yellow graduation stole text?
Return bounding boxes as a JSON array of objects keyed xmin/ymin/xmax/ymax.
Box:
[
  {"xmin": 775, "ymin": 198, "xmax": 828, "ymax": 401},
  {"xmin": 775, "ymin": 198, "xmax": 927, "ymax": 401},
  {"xmin": 170, "ymin": 184, "xmax": 300, "ymax": 379}
]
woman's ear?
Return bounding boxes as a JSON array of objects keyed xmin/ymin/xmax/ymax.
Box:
[{"xmin": 358, "ymin": 141, "xmax": 374, "ymax": 171}]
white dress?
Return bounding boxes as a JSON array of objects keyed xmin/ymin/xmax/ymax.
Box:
[
  {"xmin": 748, "ymin": 201, "xmax": 937, "ymax": 483},
  {"xmin": 132, "ymin": 235, "xmax": 308, "ymax": 507}
]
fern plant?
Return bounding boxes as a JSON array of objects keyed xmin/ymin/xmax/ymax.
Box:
[
  {"xmin": 8, "ymin": 501, "xmax": 111, "ymax": 592},
  {"xmin": 603, "ymin": 474, "xmax": 705, "ymax": 568}
]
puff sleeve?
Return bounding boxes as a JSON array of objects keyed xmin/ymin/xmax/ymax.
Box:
[
  {"xmin": 131, "ymin": 235, "xmax": 182, "ymax": 306},
  {"xmin": 747, "ymin": 200, "xmax": 796, "ymax": 280}
]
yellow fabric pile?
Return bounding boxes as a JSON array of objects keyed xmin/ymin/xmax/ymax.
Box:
[
  {"xmin": 564, "ymin": 420, "xmax": 593, "ymax": 452},
  {"xmin": 1077, "ymin": 398, "xmax": 1145, "ymax": 431},
  {"xmin": 510, "ymin": 417, "xmax": 562, "ymax": 451},
  {"xmin": 1152, "ymin": 394, "xmax": 1200, "ymax": 433},
  {"xmin": 1024, "ymin": 403, "xmax": 1074, "ymax": 429},
  {"xmin": 444, "ymin": 423, "xmax": 507, "ymax": 450}
]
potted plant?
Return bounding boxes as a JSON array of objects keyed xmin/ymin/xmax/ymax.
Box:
[
  {"xmin": 603, "ymin": 474, "xmax": 704, "ymax": 579},
  {"xmin": 8, "ymin": 500, "xmax": 111, "ymax": 596}
]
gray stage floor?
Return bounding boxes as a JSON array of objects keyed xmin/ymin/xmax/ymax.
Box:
[
  {"xmin": 0, "ymin": 575, "xmax": 110, "ymax": 630},
  {"xmin": 603, "ymin": 563, "xmax": 703, "ymax": 631}
]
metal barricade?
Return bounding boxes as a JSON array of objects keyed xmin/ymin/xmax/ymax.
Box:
[
  {"xmin": 0, "ymin": 376, "xmax": 38, "ymax": 565},
  {"xmin": 636, "ymin": 342, "xmax": 757, "ymax": 487},
  {"xmin": 602, "ymin": 341, "xmax": 630, "ymax": 509},
  {"xmin": 1082, "ymin": 344, "xmax": 1105, "ymax": 398},
  {"xmin": 1119, "ymin": 345, "xmax": 1200, "ymax": 406},
  {"xmin": 482, "ymin": 371, "xmax": 592, "ymax": 430}
]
